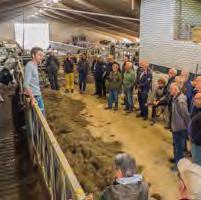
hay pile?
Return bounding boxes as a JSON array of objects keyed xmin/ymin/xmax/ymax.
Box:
[{"xmin": 43, "ymin": 90, "xmax": 122, "ymax": 197}]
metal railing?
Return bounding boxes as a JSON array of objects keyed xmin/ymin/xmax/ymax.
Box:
[{"xmin": 16, "ymin": 60, "xmax": 86, "ymax": 200}]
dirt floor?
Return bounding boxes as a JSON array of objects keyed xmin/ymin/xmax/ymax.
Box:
[{"xmin": 43, "ymin": 83, "xmax": 179, "ymax": 200}]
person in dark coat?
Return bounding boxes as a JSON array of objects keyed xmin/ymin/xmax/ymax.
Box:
[
  {"xmin": 77, "ymin": 53, "xmax": 90, "ymax": 93},
  {"xmin": 46, "ymin": 51, "xmax": 60, "ymax": 90},
  {"xmin": 91, "ymin": 56, "xmax": 98, "ymax": 95},
  {"xmin": 190, "ymin": 76, "xmax": 201, "ymax": 118},
  {"xmin": 94, "ymin": 56, "xmax": 106, "ymax": 98},
  {"xmin": 63, "ymin": 53, "xmax": 74, "ymax": 93},
  {"xmin": 179, "ymin": 70, "xmax": 193, "ymax": 111}
]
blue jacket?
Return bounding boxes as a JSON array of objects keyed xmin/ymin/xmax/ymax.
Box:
[
  {"xmin": 184, "ymin": 79, "xmax": 193, "ymax": 109},
  {"xmin": 139, "ymin": 69, "xmax": 152, "ymax": 93}
]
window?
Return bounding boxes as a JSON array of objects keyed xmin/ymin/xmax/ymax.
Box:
[
  {"xmin": 14, "ymin": 23, "xmax": 49, "ymax": 50},
  {"xmin": 174, "ymin": 0, "xmax": 201, "ymax": 41}
]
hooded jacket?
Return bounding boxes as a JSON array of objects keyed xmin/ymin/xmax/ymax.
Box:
[
  {"xmin": 100, "ymin": 175, "xmax": 148, "ymax": 200},
  {"xmin": 171, "ymin": 92, "xmax": 190, "ymax": 132}
]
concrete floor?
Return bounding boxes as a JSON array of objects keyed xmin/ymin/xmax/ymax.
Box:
[{"xmin": 68, "ymin": 87, "xmax": 179, "ymax": 200}]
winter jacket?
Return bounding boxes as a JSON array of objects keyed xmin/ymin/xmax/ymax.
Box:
[
  {"xmin": 171, "ymin": 92, "xmax": 190, "ymax": 132},
  {"xmin": 94, "ymin": 61, "xmax": 105, "ymax": 81},
  {"xmin": 63, "ymin": 59, "xmax": 74, "ymax": 74},
  {"xmin": 123, "ymin": 70, "xmax": 135, "ymax": 89},
  {"xmin": 100, "ymin": 175, "xmax": 149, "ymax": 200},
  {"xmin": 189, "ymin": 111, "xmax": 201, "ymax": 146},
  {"xmin": 77, "ymin": 59, "xmax": 90, "ymax": 76},
  {"xmin": 182, "ymin": 79, "xmax": 194, "ymax": 109},
  {"xmin": 138, "ymin": 69, "xmax": 152, "ymax": 93},
  {"xmin": 46, "ymin": 55, "xmax": 60, "ymax": 72},
  {"xmin": 178, "ymin": 158, "xmax": 201, "ymax": 200},
  {"xmin": 107, "ymin": 71, "xmax": 122, "ymax": 90}
]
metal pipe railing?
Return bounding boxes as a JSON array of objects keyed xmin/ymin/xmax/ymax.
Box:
[{"xmin": 16, "ymin": 60, "xmax": 86, "ymax": 200}]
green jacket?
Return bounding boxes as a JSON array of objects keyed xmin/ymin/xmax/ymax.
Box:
[
  {"xmin": 106, "ymin": 71, "xmax": 122, "ymax": 90},
  {"xmin": 123, "ymin": 70, "xmax": 135, "ymax": 89}
]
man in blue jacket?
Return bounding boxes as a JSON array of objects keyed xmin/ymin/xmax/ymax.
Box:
[{"xmin": 136, "ymin": 60, "xmax": 152, "ymax": 120}]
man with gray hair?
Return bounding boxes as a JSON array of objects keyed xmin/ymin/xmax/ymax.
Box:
[
  {"xmin": 170, "ymin": 82, "xmax": 190, "ymax": 171},
  {"xmin": 100, "ymin": 153, "xmax": 148, "ymax": 200}
]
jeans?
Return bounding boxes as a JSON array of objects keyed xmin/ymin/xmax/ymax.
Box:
[
  {"xmin": 34, "ymin": 95, "xmax": 45, "ymax": 116},
  {"xmin": 79, "ymin": 73, "xmax": 87, "ymax": 92},
  {"xmin": 47, "ymin": 70, "xmax": 59, "ymax": 90},
  {"xmin": 172, "ymin": 130, "xmax": 187, "ymax": 164},
  {"xmin": 108, "ymin": 89, "xmax": 118, "ymax": 108},
  {"xmin": 192, "ymin": 143, "xmax": 201, "ymax": 165},
  {"xmin": 124, "ymin": 88, "xmax": 133, "ymax": 111},
  {"xmin": 138, "ymin": 91, "xmax": 148, "ymax": 117}
]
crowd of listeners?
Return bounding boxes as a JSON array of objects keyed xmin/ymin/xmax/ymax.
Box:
[{"xmin": 23, "ymin": 47, "xmax": 201, "ymax": 200}]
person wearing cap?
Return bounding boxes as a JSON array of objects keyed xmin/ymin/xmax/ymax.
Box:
[
  {"xmin": 63, "ymin": 52, "xmax": 74, "ymax": 93},
  {"xmin": 177, "ymin": 93, "xmax": 201, "ymax": 199},
  {"xmin": 104, "ymin": 55, "xmax": 114, "ymax": 80}
]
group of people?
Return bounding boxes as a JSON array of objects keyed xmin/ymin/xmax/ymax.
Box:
[
  {"xmin": 91, "ymin": 55, "xmax": 201, "ymax": 199},
  {"xmin": 24, "ymin": 47, "xmax": 201, "ymax": 200}
]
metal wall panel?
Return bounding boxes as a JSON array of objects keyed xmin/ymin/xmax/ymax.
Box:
[{"xmin": 140, "ymin": 0, "xmax": 201, "ymax": 72}]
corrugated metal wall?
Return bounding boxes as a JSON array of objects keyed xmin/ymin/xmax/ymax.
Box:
[{"xmin": 140, "ymin": 0, "xmax": 201, "ymax": 73}]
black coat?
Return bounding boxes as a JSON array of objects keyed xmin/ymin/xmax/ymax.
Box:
[
  {"xmin": 63, "ymin": 59, "xmax": 74, "ymax": 74},
  {"xmin": 94, "ymin": 61, "xmax": 105, "ymax": 81},
  {"xmin": 46, "ymin": 55, "xmax": 60, "ymax": 72}
]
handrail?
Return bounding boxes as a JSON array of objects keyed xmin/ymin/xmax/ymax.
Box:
[{"xmin": 16, "ymin": 60, "xmax": 86, "ymax": 200}]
